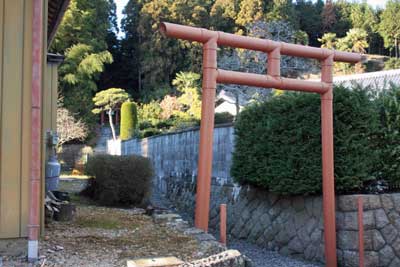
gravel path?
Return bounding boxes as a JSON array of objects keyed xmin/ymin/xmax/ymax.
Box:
[{"xmin": 228, "ymin": 239, "xmax": 322, "ymax": 267}]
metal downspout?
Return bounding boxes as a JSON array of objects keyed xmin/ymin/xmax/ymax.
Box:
[{"xmin": 28, "ymin": 0, "xmax": 43, "ymax": 261}]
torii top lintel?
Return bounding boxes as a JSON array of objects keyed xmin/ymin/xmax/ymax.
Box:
[
  {"xmin": 160, "ymin": 22, "xmax": 362, "ymax": 63},
  {"xmin": 160, "ymin": 22, "xmax": 363, "ymax": 94}
]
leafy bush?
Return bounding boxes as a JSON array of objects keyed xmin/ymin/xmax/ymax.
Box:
[
  {"xmin": 120, "ymin": 101, "xmax": 138, "ymax": 141},
  {"xmin": 231, "ymin": 86, "xmax": 379, "ymax": 195},
  {"xmin": 384, "ymin": 58, "xmax": 400, "ymax": 70},
  {"xmin": 138, "ymin": 100, "xmax": 162, "ymax": 125},
  {"xmin": 143, "ymin": 128, "xmax": 161, "ymax": 138},
  {"xmin": 85, "ymin": 155, "xmax": 153, "ymax": 206},
  {"xmin": 215, "ymin": 112, "xmax": 234, "ymax": 124},
  {"xmin": 374, "ymin": 86, "xmax": 400, "ymax": 183},
  {"xmin": 139, "ymin": 121, "xmax": 153, "ymax": 130}
]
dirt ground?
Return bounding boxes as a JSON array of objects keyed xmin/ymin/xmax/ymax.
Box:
[{"xmin": 2, "ymin": 199, "xmax": 208, "ymax": 267}]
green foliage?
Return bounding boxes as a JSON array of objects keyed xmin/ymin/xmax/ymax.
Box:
[
  {"xmin": 138, "ymin": 100, "xmax": 163, "ymax": 125},
  {"xmin": 319, "ymin": 33, "xmax": 337, "ymax": 49},
  {"xmin": 60, "ymin": 44, "xmax": 113, "ymax": 127},
  {"xmin": 120, "ymin": 101, "xmax": 138, "ymax": 141},
  {"xmin": 51, "ymin": 0, "xmax": 115, "ymax": 53},
  {"xmin": 52, "ymin": 0, "xmax": 116, "ymax": 131},
  {"xmin": 85, "ymin": 155, "xmax": 153, "ymax": 206},
  {"xmin": 375, "ymin": 86, "xmax": 400, "ymax": 183},
  {"xmin": 173, "ymin": 72, "xmax": 202, "ymax": 120},
  {"xmin": 236, "ymin": 0, "xmax": 265, "ymax": 28},
  {"xmin": 231, "ymin": 86, "xmax": 379, "ymax": 195},
  {"xmin": 385, "ymin": 58, "xmax": 400, "ymax": 70},
  {"xmin": 379, "ymin": 0, "xmax": 400, "ymax": 57},
  {"xmin": 336, "ymin": 28, "xmax": 369, "ymax": 53}
]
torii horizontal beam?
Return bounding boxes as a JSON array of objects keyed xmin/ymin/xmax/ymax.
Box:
[{"xmin": 160, "ymin": 22, "xmax": 362, "ymax": 267}]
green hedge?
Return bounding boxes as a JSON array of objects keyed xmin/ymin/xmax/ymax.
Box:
[
  {"xmin": 374, "ymin": 86, "xmax": 400, "ymax": 184},
  {"xmin": 231, "ymin": 86, "xmax": 379, "ymax": 195},
  {"xmin": 85, "ymin": 155, "xmax": 153, "ymax": 206},
  {"xmin": 120, "ymin": 101, "xmax": 138, "ymax": 141}
]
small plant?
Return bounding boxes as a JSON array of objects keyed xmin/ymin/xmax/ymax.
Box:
[
  {"xmin": 85, "ymin": 155, "xmax": 153, "ymax": 206},
  {"xmin": 120, "ymin": 101, "xmax": 138, "ymax": 141}
]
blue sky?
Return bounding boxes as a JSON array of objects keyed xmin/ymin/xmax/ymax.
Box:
[
  {"xmin": 115, "ymin": 0, "xmax": 388, "ymax": 36},
  {"xmin": 116, "ymin": 0, "xmax": 129, "ymax": 36}
]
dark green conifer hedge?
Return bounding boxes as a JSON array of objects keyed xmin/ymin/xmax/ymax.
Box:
[{"xmin": 231, "ymin": 86, "xmax": 379, "ymax": 195}]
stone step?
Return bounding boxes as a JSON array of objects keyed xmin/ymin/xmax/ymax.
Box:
[{"xmin": 127, "ymin": 257, "xmax": 184, "ymax": 267}]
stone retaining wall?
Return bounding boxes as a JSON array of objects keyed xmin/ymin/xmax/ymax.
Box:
[
  {"xmin": 166, "ymin": 176, "xmax": 400, "ymax": 267},
  {"xmin": 121, "ymin": 125, "xmax": 400, "ymax": 267}
]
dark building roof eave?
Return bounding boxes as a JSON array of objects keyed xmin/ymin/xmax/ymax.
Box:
[{"xmin": 47, "ymin": 0, "xmax": 70, "ymax": 48}]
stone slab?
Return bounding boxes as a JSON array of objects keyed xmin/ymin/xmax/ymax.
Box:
[{"xmin": 127, "ymin": 257, "xmax": 184, "ymax": 267}]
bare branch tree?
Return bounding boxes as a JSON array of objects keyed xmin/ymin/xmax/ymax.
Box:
[{"xmin": 57, "ymin": 107, "xmax": 88, "ymax": 148}]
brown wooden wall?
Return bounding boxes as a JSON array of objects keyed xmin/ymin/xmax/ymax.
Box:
[{"xmin": 0, "ymin": 0, "xmax": 55, "ymax": 239}]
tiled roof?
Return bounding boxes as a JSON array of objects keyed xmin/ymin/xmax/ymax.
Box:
[{"xmin": 333, "ymin": 69, "xmax": 400, "ymax": 90}]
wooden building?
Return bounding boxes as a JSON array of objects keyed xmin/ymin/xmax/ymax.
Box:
[{"xmin": 0, "ymin": 0, "xmax": 69, "ymax": 257}]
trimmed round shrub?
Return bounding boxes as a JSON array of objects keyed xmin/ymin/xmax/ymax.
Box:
[
  {"xmin": 120, "ymin": 101, "xmax": 138, "ymax": 141},
  {"xmin": 231, "ymin": 86, "xmax": 379, "ymax": 195},
  {"xmin": 85, "ymin": 155, "xmax": 153, "ymax": 206}
]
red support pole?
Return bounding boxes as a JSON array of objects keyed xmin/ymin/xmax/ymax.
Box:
[
  {"xmin": 220, "ymin": 204, "xmax": 227, "ymax": 245},
  {"xmin": 28, "ymin": 0, "xmax": 44, "ymax": 261},
  {"xmin": 194, "ymin": 37, "xmax": 218, "ymax": 232},
  {"xmin": 321, "ymin": 54, "xmax": 337, "ymax": 267},
  {"xmin": 358, "ymin": 196, "xmax": 365, "ymax": 267}
]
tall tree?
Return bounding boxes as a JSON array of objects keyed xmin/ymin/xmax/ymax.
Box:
[
  {"xmin": 51, "ymin": 0, "xmax": 116, "ymax": 128},
  {"xmin": 51, "ymin": 0, "xmax": 116, "ymax": 53},
  {"xmin": 59, "ymin": 44, "xmax": 113, "ymax": 126},
  {"xmin": 321, "ymin": 0, "xmax": 336, "ymax": 32},
  {"xmin": 349, "ymin": 2, "xmax": 381, "ymax": 54},
  {"xmin": 295, "ymin": 0, "xmax": 324, "ymax": 46},
  {"xmin": 331, "ymin": 0, "xmax": 353, "ymax": 37},
  {"xmin": 236, "ymin": 0, "xmax": 265, "ymax": 30},
  {"xmin": 379, "ymin": 0, "xmax": 400, "ymax": 58},
  {"xmin": 134, "ymin": 0, "xmax": 215, "ymax": 97},
  {"xmin": 266, "ymin": 0, "xmax": 298, "ymax": 27}
]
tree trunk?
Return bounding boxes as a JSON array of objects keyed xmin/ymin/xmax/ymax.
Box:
[
  {"xmin": 396, "ymin": 38, "xmax": 398, "ymax": 59},
  {"xmin": 108, "ymin": 109, "xmax": 117, "ymax": 141}
]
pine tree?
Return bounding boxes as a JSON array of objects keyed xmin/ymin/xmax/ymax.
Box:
[
  {"xmin": 379, "ymin": 0, "xmax": 400, "ymax": 58},
  {"xmin": 92, "ymin": 88, "xmax": 130, "ymax": 140}
]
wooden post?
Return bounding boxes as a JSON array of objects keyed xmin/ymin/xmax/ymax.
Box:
[{"xmin": 220, "ymin": 204, "xmax": 227, "ymax": 245}]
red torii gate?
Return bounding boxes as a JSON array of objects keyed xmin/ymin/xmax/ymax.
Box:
[{"xmin": 160, "ymin": 22, "xmax": 362, "ymax": 267}]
